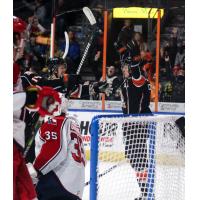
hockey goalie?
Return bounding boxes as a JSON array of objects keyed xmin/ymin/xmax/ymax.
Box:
[{"xmin": 26, "ymin": 94, "xmax": 86, "ymax": 200}]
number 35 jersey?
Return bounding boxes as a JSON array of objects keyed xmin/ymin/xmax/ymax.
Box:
[{"xmin": 34, "ymin": 115, "xmax": 86, "ymax": 198}]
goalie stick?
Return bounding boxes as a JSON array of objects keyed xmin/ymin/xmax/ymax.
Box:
[{"xmin": 23, "ymin": 116, "xmax": 43, "ymax": 157}]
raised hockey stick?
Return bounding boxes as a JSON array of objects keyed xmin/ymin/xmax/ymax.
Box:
[
  {"xmin": 65, "ymin": 7, "xmax": 97, "ymax": 99},
  {"xmin": 62, "ymin": 31, "xmax": 69, "ymax": 59},
  {"xmin": 83, "ymin": 7, "xmax": 96, "ymax": 26},
  {"xmin": 76, "ymin": 7, "xmax": 97, "ymax": 75},
  {"xmin": 76, "ymin": 33, "xmax": 94, "ymax": 75}
]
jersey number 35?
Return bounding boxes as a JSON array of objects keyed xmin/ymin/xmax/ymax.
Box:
[{"xmin": 71, "ymin": 132, "xmax": 85, "ymax": 166}]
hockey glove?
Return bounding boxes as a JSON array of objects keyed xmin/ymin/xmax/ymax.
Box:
[{"xmin": 93, "ymin": 81, "xmax": 109, "ymax": 93}]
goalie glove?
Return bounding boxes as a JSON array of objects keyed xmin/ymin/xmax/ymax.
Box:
[
  {"xmin": 26, "ymin": 163, "xmax": 38, "ymax": 185},
  {"xmin": 92, "ymin": 81, "xmax": 109, "ymax": 93}
]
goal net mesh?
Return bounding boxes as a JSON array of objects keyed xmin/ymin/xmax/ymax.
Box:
[{"xmin": 90, "ymin": 114, "xmax": 185, "ymax": 200}]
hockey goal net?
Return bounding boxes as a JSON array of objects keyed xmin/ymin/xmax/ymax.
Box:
[{"xmin": 89, "ymin": 114, "xmax": 185, "ymax": 200}]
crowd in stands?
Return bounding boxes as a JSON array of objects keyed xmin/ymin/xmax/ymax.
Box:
[{"xmin": 14, "ymin": 0, "xmax": 185, "ymax": 103}]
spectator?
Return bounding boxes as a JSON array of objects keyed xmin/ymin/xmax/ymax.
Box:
[
  {"xmin": 174, "ymin": 42, "xmax": 185, "ymax": 69},
  {"xmin": 25, "ymin": 32, "xmax": 47, "ymax": 59},
  {"xmin": 164, "ymin": 36, "xmax": 178, "ymax": 67},
  {"xmin": 159, "ymin": 81, "xmax": 173, "ymax": 102},
  {"xmin": 140, "ymin": 51, "xmax": 154, "ymax": 81},
  {"xmin": 93, "ymin": 4, "xmax": 104, "ymax": 32},
  {"xmin": 133, "ymin": 32, "xmax": 147, "ymax": 52},
  {"xmin": 55, "ymin": 0, "xmax": 68, "ymax": 38},
  {"xmin": 159, "ymin": 46, "xmax": 174, "ymax": 102},
  {"xmin": 172, "ymin": 65, "xmax": 181, "ymax": 79},
  {"xmin": 60, "ymin": 30, "xmax": 80, "ymax": 74},
  {"xmin": 99, "ymin": 65, "xmax": 121, "ymax": 100},
  {"xmin": 27, "ymin": 16, "xmax": 46, "ymax": 36},
  {"xmin": 172, "ymin": 69, "xmax": 185, "ymax": 102},
  {"xmin": 159, "ymin": 47, "xmax": 172, "ymax": 81},
  {"xmin": 22, "ymin": 0, "xmax": 47, "ymax": 25},
  {"xmin": 88, "ymin": 32, "xmax": 103, "ymax": 81}
]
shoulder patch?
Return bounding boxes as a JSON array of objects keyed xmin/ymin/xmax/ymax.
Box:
[{"xmin": 132, "ymin": 76, "xmax": 146, "ymax": 87}]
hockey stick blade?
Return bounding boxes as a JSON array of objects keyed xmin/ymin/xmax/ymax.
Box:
[
  {"xmin": 62, "ymin": 31, "xmax": 69, "ymax": 59},
  {"xmin": 83, "ymin": 7, "xmax": 96, "ymax": 25}
]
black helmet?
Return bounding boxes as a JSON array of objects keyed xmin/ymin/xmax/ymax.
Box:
[
  {"xmin": 122, "ymin": 56, "xmax": 141, "ymax": 79},
  {"xmin": 47, "ymin": 57, "xmax": 66, "ymax": 75}
]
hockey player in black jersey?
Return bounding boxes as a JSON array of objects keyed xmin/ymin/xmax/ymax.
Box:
[
  {"xmin": 21, "ymin": 57, "xmax": 70, "ymax": 93},
  {"xmin": 20, "ymin": 56, "xmax": 80, "ymax": 162},
  {"xmin": 120, "ymin": 58, "xmax": 151, "ymax": 115},
  {"xmin": 120, "ymin": 58, "xmax": 152, "ymax": 200}
]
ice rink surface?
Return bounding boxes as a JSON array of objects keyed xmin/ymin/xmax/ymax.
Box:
[{"xmin": 83, "ymin": 161, "xmax": 184, "ymax": 200}]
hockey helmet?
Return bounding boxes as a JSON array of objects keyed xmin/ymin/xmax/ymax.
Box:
[
  {"xmin": 13, "ymin": 16, "xmax": 27, "ymax": 33},
  {"xmin": 46, "ymin": 57, "xmax": 66, "ymax": 75},
  {"xmin": 122, "ymin": 56, "xmax": 141, "ymax": 79}
]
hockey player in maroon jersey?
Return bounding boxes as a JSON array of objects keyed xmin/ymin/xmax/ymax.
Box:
[
  {"xmin": 13, "ymin": 92, "xmax": 38, "ymax": 200},
  {"xmin": 14, "ymin": 86, "xmax": 62, "ymax": 200},
  {"xmin": 13, "ymin": 16, "xmax": 28, "ymax": 91},
  {"xmin": 26, "ymin": 94, "xmax": 86, "ymax": 200},
  {"xmin": 13, "ymin": 16, "xmax": 38, "ymax": 200}
]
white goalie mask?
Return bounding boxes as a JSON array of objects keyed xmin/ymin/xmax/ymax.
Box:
[{"xmin": 52, "ymin": 93, "xmax": 68, "ymax": 116}]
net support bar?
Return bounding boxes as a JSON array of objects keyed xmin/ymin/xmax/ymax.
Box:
[{"xmin": 147, "ymin": 122, "xmax": 156, "ymax": 200}]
